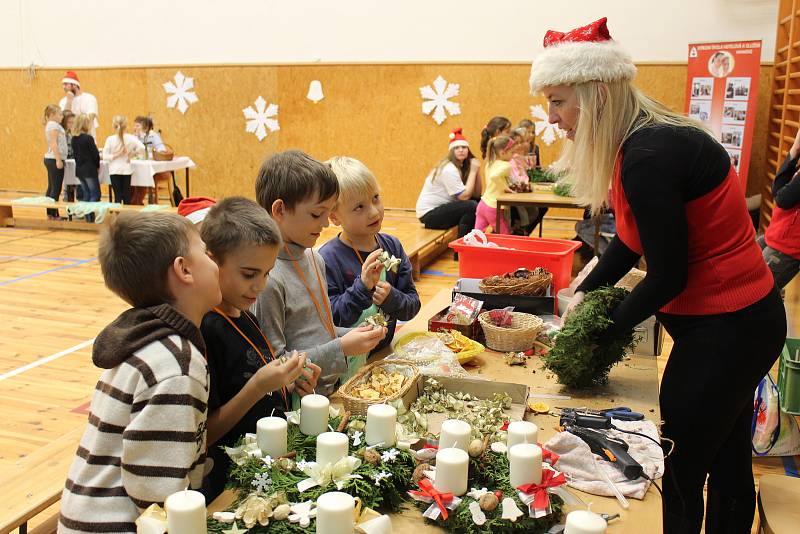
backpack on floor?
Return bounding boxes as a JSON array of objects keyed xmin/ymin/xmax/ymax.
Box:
[{"xmin": 752, "ymin": 373, "xmax": 800, "ymax": 456}]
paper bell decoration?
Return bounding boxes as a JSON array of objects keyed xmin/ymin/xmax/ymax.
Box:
[{"xmin": 307, "ymin": 80, "xmax": 324, "ymax": 103}]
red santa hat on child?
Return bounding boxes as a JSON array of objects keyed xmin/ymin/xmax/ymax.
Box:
[
  {"xmin": 62, "ymin": 71, "xmax": 80, "ymax": 87},
  {"xmin": 177, "ymin": 196, "xmax": 216, "ymax": 224},
  {"xmin": 448, "ymin": 128, "xmax": 469, "ymax": 150},
  {"xmin": 529, "ymin": 17, "xmax": 636, "ymax": 94}
]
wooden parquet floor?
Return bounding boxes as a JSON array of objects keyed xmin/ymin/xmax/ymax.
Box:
[{"xmin": 0, "ymin": 209, "xmax": 797, "ymax": 532}]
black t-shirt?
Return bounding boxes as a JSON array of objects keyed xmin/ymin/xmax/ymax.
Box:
[{"xmin": 200, "ymin": 309, "xmax": 289, "ymax": 500}]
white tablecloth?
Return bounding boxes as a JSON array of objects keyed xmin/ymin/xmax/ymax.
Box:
[{"xmin": 63, "ymin": 156, "xmax": 195, "ymax": 188}]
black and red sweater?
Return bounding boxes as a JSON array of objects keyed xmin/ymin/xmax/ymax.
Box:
[
  {"xmin": 576, "ymin": 124, "xmax": 774, "ymax": 332},
  {"xmin": 765, "ymin": 153, "xmax": 800, "ymax": 259}
]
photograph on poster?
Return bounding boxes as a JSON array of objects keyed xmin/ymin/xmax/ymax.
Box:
[
  {"xmin": 708, "ymin": 51, "xmax": 735, "ymax": 78},
  {"xmin": 721, "ymin": 125, "xmax": 745, "ymax": 148},
  {"xmin": 691, "ymin": 77, "xmax": 714, "ymax": 99},
  {"xmin": 722, "ymin": 101, "xmax": 748, "ymax": 125},
  {"xmin": 726, "ymin": 148, "xmax": 742, "ymax": 172},
  {"xmin": 725, "ymin": 77, "xmax": 751, "ymax": 100},
  {"xmin": 689, "ymin": 99, "xmax": 712, "ymax": 122}
]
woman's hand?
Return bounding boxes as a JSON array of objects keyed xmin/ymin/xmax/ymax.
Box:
[
  {"xmin": 56, "ymin": 159, "xmax": 64, "ymax": 170},
  {"xmin": 561, "ymin": 290, "xmax": 585, "ymax": 323}
]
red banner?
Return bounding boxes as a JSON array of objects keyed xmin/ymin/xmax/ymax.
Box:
[{"xmin": 684, "ymin": 40, "xmax": 761, "ymax": 189}]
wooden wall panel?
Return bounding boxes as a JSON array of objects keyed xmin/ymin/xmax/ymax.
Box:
[{"xmin": 0, "ymin": 64, "xmax": 773, "ymax": 208}]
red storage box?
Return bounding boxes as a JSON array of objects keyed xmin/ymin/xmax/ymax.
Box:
[{"xmin": 449, "ymin": 234, "xmax": 581, "ymax": 298}]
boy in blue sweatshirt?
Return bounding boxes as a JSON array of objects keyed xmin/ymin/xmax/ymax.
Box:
[{"xmin": 319, "ymin": 156, "xmax": 421, "ymax": 378}]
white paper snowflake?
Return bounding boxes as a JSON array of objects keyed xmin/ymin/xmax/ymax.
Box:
[
  {"xmin": 530, "ymin": 104, "xmax": 566, "ymax": 146},
  {"xmin": 295, "ymin": 459, "xmax": 313, "ymax": 472},
  {"xmin": 261, "ymin": 455, "xmax": 274, "ymax": 468},
  {"xmin": 380, "ymin": 448, "xmax": 400, "ymax": 463},
  {"xmin": 420, "ymin": 75, "xmax": 461, "ymax": 125},
  {"xmin": 372, "ymin": 470, "xmax": 392, "ymax": 485},
  {"xmin": 163, "ymin": 71, "xmax": 198, "ymax": 114},
  {"xmin": 251, "ymin": 471, "xmax": 272, "ymax": 493},
  {"xmin": 243, "ymin": 96, "xmax": 280, "ymax": 141}
]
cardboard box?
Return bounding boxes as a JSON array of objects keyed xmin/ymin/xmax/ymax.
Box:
[
  {"xmin": 428, "ymin": 306, "xmax": 482, "ymax": 342},
  {"xmin": 453, "ymin": 278, "xmax": 555, "ymax": 315},
  {"xmin": 632, "ymin": 316, "xmax": 664, "ymax": 356},
  {"xmin": 398, "ymin": 375, "xmax": 529, "ymax": 434}
]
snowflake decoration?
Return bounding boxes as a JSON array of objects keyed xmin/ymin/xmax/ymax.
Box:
[
  {"xmin": 351, "ymin": 431, "xmax": 363, "ymax": 447},
  {"xmin": 163, "ymin": 71, "xmax": 198, "ymax": 115},
  {"xmin": 372, "ymin": 470, "xmax": 392, "ymax": 486},
  {"xmin": 530, "ymin": 104, "xmax": 566, "ymax": 146},
  {"xmin": 261, "ymin": 455, "xmax": 274, "ymax": 469},
  {"xmin": 420, "ymin": 75, "xmax": 461, "ymax": 125},
  {"xmin": 243, "ymin": 96, "xmax": 280, "ymax": 141},
  {"xmin": 380, "ymin": 448, "xmax": 400, "ymax": 463},
  {"xmin": 251, "ymin": 471, "xmax": 272, "ymax": 493},
  {"xmin": 295, "ymin": 459, "xmax": 313, "ymax": 472}
]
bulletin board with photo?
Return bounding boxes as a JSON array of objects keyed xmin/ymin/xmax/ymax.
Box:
[{"xmin": 684, "ymin": 40, "xmax": 761, "ymax": 189}]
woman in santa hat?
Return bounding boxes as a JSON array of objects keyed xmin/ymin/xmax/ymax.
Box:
[{"xmin": 530, "ymin": 18, "xmax": 784, "ymax": 533}]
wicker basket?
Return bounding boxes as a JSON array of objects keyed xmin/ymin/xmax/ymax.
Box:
[
  {"xmin": 337, "ymin": 359, "xmax": 419, "ymax": 416},
  {"xmin": 153, "ymin": 143, "xmax": 174, "ymax": 161},
  {"xmin": 479, "ymin": 268, "xmax": 552, "ymax": 296},
  {"xmin": 478, "ymin": 311, "xmax": 544, "ymax": 352}
]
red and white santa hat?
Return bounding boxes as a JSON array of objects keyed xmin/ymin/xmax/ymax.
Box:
[
  {"xmin": 177, "ymin": 196, "xmax": 216, "ymax": 224},
  {"xmin": 448, "ymin": 128, "xmax": 469, "ymax": 150},
  {"xmin": 62, "ymin": 71, "xmax": 80, "ymax": 87},
  {"xmin": 529, "ymin": 17, "xmax": 636, "ymax": 94}
]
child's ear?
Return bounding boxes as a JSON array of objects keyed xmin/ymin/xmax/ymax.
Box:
[
  {"xmin": 271, "ymin": 199, "xmax": 285, "ymax": 221},
  {"xmin": 171, "ymin": 256, "xmax": 193, "ymax": 285}
]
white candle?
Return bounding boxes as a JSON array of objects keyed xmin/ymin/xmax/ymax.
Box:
[
  {"xmin": 564, "ymin": 510, "xmax": 607, "ymax": 534},
  {"xmin": 509, "ymin": 443, "xmax": 542, "ymax": 489},
  {"xmin": 439, "ymin": 419, "xmax": 471, "ymax": 452},
  {"xmin": 434, "ymin": 446, "xmax": 469, "ymax": 496},
  {"xmin": 366, "ymin": 404, "xmax": 397, "ymax": 447},
  {"xmin": 316, "ymin": 431, "xmax": 349, "ymax": 467},
  {"xmin": 506, "ymin": 421, "xmax": 539, "ymax": 455},
  {"xmin": 300, "ymin": 394, "xmax": 330, "ymax": 436},
  {"xmin": 316, "ymin": 491, "xmax": 355, "ymax": 534},
  {"xmin": 257, "ymin": 416, "xmax": 287, "ymax": 458},
  {"xmin": 164, "ymin": 490, "xmax": 207, "ymax": 534}
]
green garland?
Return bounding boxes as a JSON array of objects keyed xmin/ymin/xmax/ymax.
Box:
[
  {"xmin": 543, "ymin": 286, "xmax": 637, "ymax": 388},
  {"xmin": 526, "ymin": 168, "xmax": 564, "ymax": 183},
  {"xmin": 415, "ymin": 451, "xmax": 563, "ymax": 533},
  {"xmin": 553, "ymin": 182, "xmax": 573, "ymax": 197}
]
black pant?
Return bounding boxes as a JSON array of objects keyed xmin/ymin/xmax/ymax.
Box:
[
  {"xmin": 43, "ymin": 158, "xmax": 64, "ymax": 217},
  {"xmin": 658, "ymin": 287, "xmax": 785, "ymax": 533},
  {"xmin": 110, "ymin": 174, "xmax": 132, "ymax": 204},
  {"xmin": 419, "ymin": 200, "xmax": 477, "ymax": 239}
]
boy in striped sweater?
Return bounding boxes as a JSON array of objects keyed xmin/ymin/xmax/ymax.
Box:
[{"xmin": 58, "ymin": 211, "xmax": 221, "ymax": 533}]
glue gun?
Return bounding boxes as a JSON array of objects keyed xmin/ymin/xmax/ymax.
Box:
[{"xmin": 565, "ymin": 425, "xmax": 644, "ymax": 481}]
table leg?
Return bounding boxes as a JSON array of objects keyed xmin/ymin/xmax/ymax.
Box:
[
  {"xmin": 108, "ymin": 185, "xmax": 113, "ymax": 203},
  {"xmin": 495, "ymin": 203, "xmax": 501, "ymax": 233},
  {"xmin": 185, "ymin": 168, "xmax": 190, "ymax": 197}
]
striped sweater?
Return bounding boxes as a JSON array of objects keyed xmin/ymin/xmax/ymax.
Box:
[{"xmin": 58, "ymin": 304, "xmax": 209, "ymax": 533}]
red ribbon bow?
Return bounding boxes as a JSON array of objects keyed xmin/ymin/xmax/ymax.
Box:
[
  {"xmin": 538, "ymin": 444, "xmax": 560, "ymax": 465},
  {"xmin": 517, "ymin": 469, "xmax": 567, "ymax": 511},
  {"xmin": 543, "ymin": 17, "xmax": 612, "ymax": 48},
  {"xmin": 409, "ymin": 478, "xmax": 454, "ymax": 520}
]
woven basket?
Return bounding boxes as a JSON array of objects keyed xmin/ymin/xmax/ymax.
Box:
[
  {"xmin": 479, "ymin": 269, "xmax": 552, "ymax": 296},
  {"xmin": 153, "ymin": 143, "xmax": 174, "ymax": 161},
  {"xmin": 478, "ymin": 311, "xmax": 544, "ymax": 352},
  {"xmin": 338, "ymin": 359, "xmax": 419, "ymax": 416}
]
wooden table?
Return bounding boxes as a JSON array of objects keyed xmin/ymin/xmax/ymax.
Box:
[{"xmin": 211, "ymin": 288, "xmax": 663, "ymax": 532}]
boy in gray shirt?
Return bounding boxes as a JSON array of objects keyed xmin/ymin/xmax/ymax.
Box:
[{"xmin": 254, "ymin": 150, "xmax": 385, "ymax": 396}]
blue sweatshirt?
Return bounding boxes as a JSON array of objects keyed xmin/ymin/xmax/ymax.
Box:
[{"xmin": 319, "ymin": 233, "xmax": 421, "ymax": 352}]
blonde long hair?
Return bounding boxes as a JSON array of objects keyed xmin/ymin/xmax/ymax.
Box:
[
  {"xmin": 555, "ymin": 80, "xmax": 712, "ymax": 214},
  {"xmin": 112, "ymin": 115, "xmax": 128, "ymax": 157}
]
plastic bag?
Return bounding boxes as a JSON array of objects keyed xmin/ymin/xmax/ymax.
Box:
[
  {"xmin": 752, "ymin": 373, "xmax": 800, "ymax": 456},
  {"xmin": 445, "ymin": 293, "xmax": 483, "ymax": 325},
  {"xmin": 462, "ymin": 229, "xmax": 500, "ymax": 248},
  {"xmin": 388, "ymin": 335, "xmax": 469, "ymax": 378}
]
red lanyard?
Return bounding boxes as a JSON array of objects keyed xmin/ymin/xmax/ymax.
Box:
[
  {"xmin": 283, "ymin": 244, "xmax": 336, "ymax": 340},
  {"xmin": 212, "ymin": 307, "xmax": 289, "ymax": 409}
]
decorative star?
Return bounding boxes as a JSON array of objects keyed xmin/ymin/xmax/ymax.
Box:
[
  {"xmin": 222, "ymin": 522, "xmax": 248, "ymax": 534},
  {"xmin": 289, "ymin": 500, "xmax": 317, "ymax": 528}
]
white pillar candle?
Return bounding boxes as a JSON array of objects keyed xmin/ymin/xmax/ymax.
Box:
[
  {"xmin": 434, "ymin": 446, "xmax": 469, "ymax": 496},
  {"xmin": 564, "ymin": 510, "xmax": 607, "ymax": 534},
  {"xmin": 316, "ymin": 431, "xmax": 349, "ymax": 467},
  {"xmin": 316, "ymin": 491, "xmax": 355, "ymax": 534},
  {"xmin": 509, "ymin": 443, "xmax": 542, "ymax": 489},
  {"xmin": 300, "ymin": 393, "xmax": 330, "ymax": 436},
  {"xmin": 438, "ymin": 419, "xmax": 471, "ymax": 452},
  {"xmin": 366, "ymin": 403, "xmax": 397, "ymax": 447},
  {"xmin": 506, "ymin": 421, "xmax": 539, "ymax": 455},
  {"xmin": 257, "ymin": 416, "xmax": 288, "ymax": 458},
  {"xmin": 164, "ymin": 490, "xmax": 207, "ymax": 534}
]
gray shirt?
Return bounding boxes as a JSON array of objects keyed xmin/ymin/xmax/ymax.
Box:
[
  {"xmin": 255, "ymin": 242, "xmax": 349, "ymax": 397},
  {"xmin": 44, "ymin": 121, "xmax": 67, "ymax": 159}
]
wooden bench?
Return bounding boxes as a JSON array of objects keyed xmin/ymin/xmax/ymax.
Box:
[
  {"xmin": 0, "ymin": 427, "xmax": 82, "ymax": 534},
  {"xmin": 0, "ymin": 200, "xmax": 176, "ymax": 232}
]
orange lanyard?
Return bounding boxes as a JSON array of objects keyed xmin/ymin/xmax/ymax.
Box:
[
  {"xmin": 212, "ymin": 307, "xmax": 289, "ymax": 409},
  {"xmin": 283, "ymin": 244, "xmax": 336, "ymax": 340},
  {"xmin": 342, "ymin": 235, "xmax": 378, "ymax": 265}
]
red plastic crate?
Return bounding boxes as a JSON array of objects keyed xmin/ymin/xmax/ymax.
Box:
[{"xmin": 449, "ymin": 234, "xmax": 581, "ymax": 298}]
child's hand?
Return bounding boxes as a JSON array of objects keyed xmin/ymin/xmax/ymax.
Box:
[
  {"xmin": 470, "ymin": 158, "xmax": 481, "ymax": 172},
  {"xmin": 372, "ymin": 280, "xmax": 391, "ymax": 306},
  {"xmin": 294, "ymin": 361, "xmax": 322, "ymax": 397},
  {"xmin": 341, "ymin": 326, "xmax": 387, "ymax": 356},
  {"xmin": 254, "ymin": 351, "xmax": 305, "ymax": 393},
  {"xmin": 360, "ymin": 249, "xmax": 384, "ymax": 290},
  {"xmin": 503, "ymin": 187, "xmax": 516, "ymax": 194}
]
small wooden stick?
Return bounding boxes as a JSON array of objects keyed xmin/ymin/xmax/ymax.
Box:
[
  {"xmin": 276, "ymin": 451, "xmax": 297, "ymax": 460},
  {"xmin": 336, "ymin": 411, "xmax": 351, "ymax": 432}
]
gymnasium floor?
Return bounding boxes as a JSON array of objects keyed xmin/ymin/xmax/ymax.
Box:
[{"xmin": 0, "ymin": 212, "xmax": 797, "ymax": 532}]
